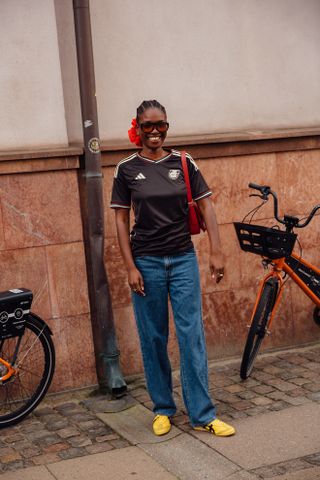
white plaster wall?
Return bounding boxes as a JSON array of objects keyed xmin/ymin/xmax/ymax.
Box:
[
  {"xmin": 0, "ymin": 0, "xmax": 68, "ymax": 150},
  {"xmin": 1, "ymin": 1, "xmax": 319, "ymax": 150},
  {"xmin": 91, "ymin": 0, "xmax": 320, "ymax": 142}
]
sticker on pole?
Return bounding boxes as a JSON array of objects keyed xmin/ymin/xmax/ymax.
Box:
[{"xmin": 88, "ymin": 137, "xmax": 100, "ymax": 154}]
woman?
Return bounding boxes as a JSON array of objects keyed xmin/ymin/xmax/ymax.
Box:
[{"xmin": 110, "ymin": 100, "xmax": 235, "ymax": 437}]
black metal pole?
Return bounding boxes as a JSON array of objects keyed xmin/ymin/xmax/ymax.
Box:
[{"xmin": 73, "ymin": 0, "xmax": 126, "ymax": 396}]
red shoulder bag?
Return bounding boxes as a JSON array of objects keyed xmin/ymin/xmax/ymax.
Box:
[{"xmin": 181, "ymin": 151, "xmax": 207, "ymax": 235}]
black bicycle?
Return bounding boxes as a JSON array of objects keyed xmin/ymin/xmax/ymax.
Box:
[{"xmin": 0, "ymin": 288, "xmax": 55, "ymax": 428}]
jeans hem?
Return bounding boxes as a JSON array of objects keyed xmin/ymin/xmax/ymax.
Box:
[
  {"xmin": 154, "ymin": 410, "xmax": 177, "ymax": 417},
  {"xmin": 190, "ymin": 415, "xmax": 217, "ymax": 428}
]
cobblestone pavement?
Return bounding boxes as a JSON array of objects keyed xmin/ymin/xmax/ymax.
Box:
[{"xmin": 0, "ymin": 343, "xmax": 319, "ymax": 478}]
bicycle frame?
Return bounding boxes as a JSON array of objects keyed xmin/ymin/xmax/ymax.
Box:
[
  {"xmin": 285, "ymin": 253, "xmax": 320, "ymax": 305},
  {"xmin": 0, "ymin": 357, "xmax": 17, "ymax": 383},
  {"xmin": 0, "ymin": 333, "xmax": 23, "ymax": 383},
  {"xmin": 252, "ymin": 253, "xmax": 320, "ymax": 332}
]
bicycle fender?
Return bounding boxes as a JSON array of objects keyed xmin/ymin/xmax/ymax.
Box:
[
  {"xmin": 28, "ymin": 312, "xmax": 54, "ymax": 336},
  {"xmin": 263, "ymin": 277, "xmax": 279, "ymax": 300},
  {"xmin": 265, "ymin": 277, "xmax": 279, "ymax": 287}
]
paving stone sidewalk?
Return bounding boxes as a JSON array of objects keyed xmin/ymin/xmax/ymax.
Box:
[{"xmin": 0, "ymin": 342, "xmax": 319, "ymax": 478}]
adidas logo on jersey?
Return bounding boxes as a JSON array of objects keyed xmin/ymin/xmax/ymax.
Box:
[{"xmin": 135, "ymin": 173, "xmax": 146, "ymax": 180}]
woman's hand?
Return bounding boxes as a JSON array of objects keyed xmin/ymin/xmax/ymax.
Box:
[
  {"xmin": 209, "ymin": 250, "xmax": 225, "ymax": 283},
  {"xmin": 128, "ymin": 267, "xmax": 145, "ymax": 296},
  {"xmin": 115, "ymin": 209, "xmax": 146, "ymax": 296},
  {"xmin": 197, "ymin": 197, "xmax": 225, "ymax": 284}
]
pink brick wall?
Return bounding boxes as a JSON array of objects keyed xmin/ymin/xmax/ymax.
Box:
[
  {"xmin": 0, "ymin": 169, "xmax": 96, "ymax": 391},
  {"xmin": 0, "ymin": 145, "xmax": 319, "ymax": 392},
  {"xmin": 104, "ymin": 148, "xmax": 320, "ymax": 377}
]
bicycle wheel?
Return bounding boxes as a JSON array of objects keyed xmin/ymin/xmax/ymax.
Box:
[
  {"xmin": 240, "ymin": 280, "xmax": 278, "ymax": 380},
  {"xmin": 0, "ymin": 313, "xmax": 55, "ymax": 428}
]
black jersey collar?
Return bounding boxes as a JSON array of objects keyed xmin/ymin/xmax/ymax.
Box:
[{"xmin": 137, "ymin": 150, "xmax": 172, "ymax": 164}]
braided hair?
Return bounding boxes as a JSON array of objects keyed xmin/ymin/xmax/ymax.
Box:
[{"xmin": 136, "ymin": 100, "xmax": 166, "ymax": 122}]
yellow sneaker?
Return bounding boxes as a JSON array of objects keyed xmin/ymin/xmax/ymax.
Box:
[
  {"xmin": 153, "ymin": 415, "xmax": 171, "ymax": 436},
  {"xmin": 194, "ymin": 418, "xmax": 235, "ymax": 437}
]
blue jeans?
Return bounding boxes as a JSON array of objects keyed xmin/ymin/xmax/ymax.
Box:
[{"xmin": 132, "ymin": 249, "xmax": 216, "ymax": 427}]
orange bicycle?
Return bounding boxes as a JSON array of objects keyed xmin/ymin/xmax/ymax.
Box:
[
  {"xmin": 0, "ymin": 289, "xmax": 55, "ymax": 428},
  {"xmin": 234, "ymin": 183, "xmax": 320, "ymax": 379}
]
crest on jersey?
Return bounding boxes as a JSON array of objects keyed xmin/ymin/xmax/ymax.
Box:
[{"xmin": 168, "ymin": 169, "xmax": 180, "ymax": 180}]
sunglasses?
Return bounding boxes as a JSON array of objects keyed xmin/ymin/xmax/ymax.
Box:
[{"xmin": 139, "ymin": 121, "xmax": 169, "ymax": 134}]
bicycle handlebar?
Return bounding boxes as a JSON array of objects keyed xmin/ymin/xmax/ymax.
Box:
[
  {"xmin": 248, "ymin": 182, "xmax": 270, "ymax": 193},
  {"xmin": 248, "ymin": 183, "xmax": 320, "ymax": 229}
]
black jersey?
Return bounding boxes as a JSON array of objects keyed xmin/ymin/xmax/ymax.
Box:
[{"xmin": 110, "ymin": 150, "xmax": 212, "ymax": 257}]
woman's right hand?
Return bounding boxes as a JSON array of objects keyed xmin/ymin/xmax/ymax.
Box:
[{"xmin": 128, "ymin": 267, "xmax": 145, "ymax": 296}]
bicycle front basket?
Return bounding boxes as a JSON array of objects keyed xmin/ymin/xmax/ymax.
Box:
[{"xmin": 233, "ymin": 222, "xmax": 297, "ymax": 259}]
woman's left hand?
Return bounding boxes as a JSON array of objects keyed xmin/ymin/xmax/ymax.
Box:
[{"xmin": 209, "ymin": 250, "xmax": 225, "ymax": 283}]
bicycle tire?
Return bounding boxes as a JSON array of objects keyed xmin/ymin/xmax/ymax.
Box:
[
  {"xmin": 0, "ymin": 313, "xmax": 55, "ymax": 428},
  {"xmin": 240, "ymin": 280, "xmax": 278, "ymax": 380}
]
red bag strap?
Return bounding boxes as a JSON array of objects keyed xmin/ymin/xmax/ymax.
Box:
[{"xmin": 181, "ymin": 151, "xmax": 193, "ymax": 204}]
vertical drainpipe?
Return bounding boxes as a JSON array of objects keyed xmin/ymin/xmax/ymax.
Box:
[{"xmin": 73, "ymin": 0, "xmax": 127, "ymax": 397}]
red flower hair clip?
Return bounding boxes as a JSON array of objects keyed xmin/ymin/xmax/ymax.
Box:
[{"xmin": 128, "ymin": 118, "xmax": 142, "ymax": 147}]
